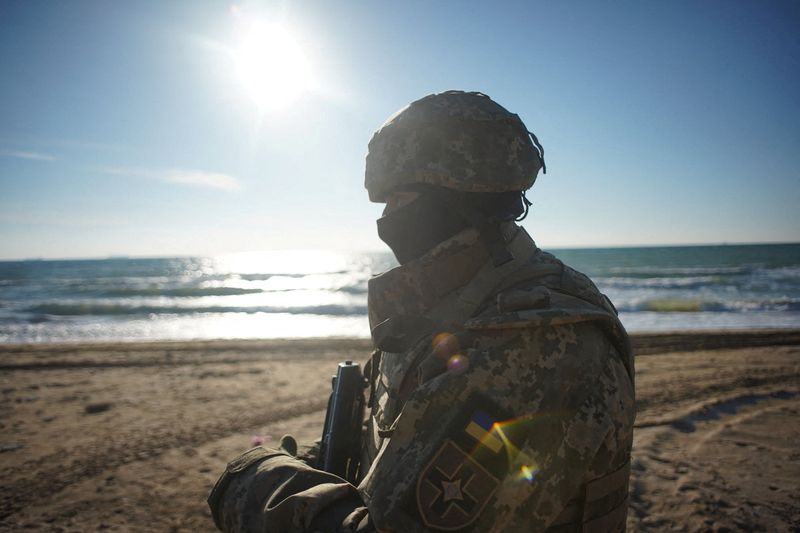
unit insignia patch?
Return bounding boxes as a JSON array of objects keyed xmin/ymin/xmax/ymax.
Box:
[{"xmin": 416, "ymin": 439, "xmax": 500, "ymax": 530}]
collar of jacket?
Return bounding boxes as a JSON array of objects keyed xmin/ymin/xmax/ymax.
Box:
[{"xmin": 367, "ymin": 223, "xmax": 539, "ymax": 352}]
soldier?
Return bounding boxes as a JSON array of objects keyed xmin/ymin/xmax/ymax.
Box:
[{"xmin": 208, "ymin": 91, "xmax": 635, "ymax": 532}]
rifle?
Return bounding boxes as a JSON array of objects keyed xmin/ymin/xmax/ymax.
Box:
[{"xmin": 318, "ymin": 361, "xmax": 367, "ymax": 483}]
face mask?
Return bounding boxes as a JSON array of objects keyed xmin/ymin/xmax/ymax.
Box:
[{"xmin": 377, "ymin": 193, "xmax": 467, "ymax": 264}]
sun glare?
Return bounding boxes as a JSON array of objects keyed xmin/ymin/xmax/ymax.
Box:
[{"xmin": 234, "ymin": 21, "xmax": 314, "ymax": 110}]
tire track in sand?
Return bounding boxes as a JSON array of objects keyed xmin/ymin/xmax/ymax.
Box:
[{"xmin": 629, "ymin": 394, "xmax": 800, "ymax": 531}]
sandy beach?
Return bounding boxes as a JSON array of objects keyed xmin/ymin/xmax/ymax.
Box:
[{"xmin": 1, "ymin": 331, "xmax": 799, "ymax": 532}]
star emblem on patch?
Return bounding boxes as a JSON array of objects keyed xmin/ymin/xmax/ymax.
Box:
[{"xmin": 441, "ymin": 480, "xmax": 463, "ymax": 503}]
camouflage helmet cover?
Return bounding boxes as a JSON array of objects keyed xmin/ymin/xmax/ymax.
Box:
[{"xmin": 365, "ymin": 90, "xmax": 543, "ymax": 202}]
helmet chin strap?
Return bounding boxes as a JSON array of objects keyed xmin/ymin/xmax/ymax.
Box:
[
  {"xmin": 527, "ymin": 130, "xmax": 547, "ymax": 174},
  {"xmin": 516, "ymin": 191, "xmax": 533, "ymax": 222}
]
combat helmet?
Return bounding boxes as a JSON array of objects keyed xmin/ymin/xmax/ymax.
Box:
[{"xmin": 365, "ymin": 90, "xmax": 545, "ymax": 203}]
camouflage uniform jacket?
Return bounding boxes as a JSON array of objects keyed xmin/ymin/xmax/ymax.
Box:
[{"xmin": 208, "ymin": 224, "xmax": 635, "ymax": 532}]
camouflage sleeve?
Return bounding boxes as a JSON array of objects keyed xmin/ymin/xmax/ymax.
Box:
[
  {"xmin": 208, "ymin": 447, "xmax": 374, "ymax": 532},
  {"xmin": 358, "ymin": 322, "xmax": 635, "ymax": 531}
]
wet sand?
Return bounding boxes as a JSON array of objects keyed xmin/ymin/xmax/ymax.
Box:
[{"xmin": 1, "ymin": 331, "xmax": 799, "ymax": 532}]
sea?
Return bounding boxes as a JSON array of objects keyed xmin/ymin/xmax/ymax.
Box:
[{"xmin": 1, "ymin": 244, "xmax": 798, "ymax": 344}]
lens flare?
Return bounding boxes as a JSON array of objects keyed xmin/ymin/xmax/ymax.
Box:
[
  {"xmin": 432, "ymin": 331, "xmax": 459, "ymax": 356},
  {"xmin": 447, "ymin": 353, "xmax": 469, "ymax": 372},
  {"xmin": 461, "ymin": 410, "xmax": 571, "ymax": 484},
  {"xmin": 517, "ymin": 464, "xmax": 538, "ymax": 483}
]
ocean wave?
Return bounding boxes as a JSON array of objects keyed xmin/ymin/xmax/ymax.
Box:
[
  {"xmin": 101, "ymin": 287, "xmax": 263, "ymax": 297},
  {"xmin": 597, "ymin": 275, "xmax": 731, "ymax": 290},
  {"xmin": 337, "ymin": 284, "xmax": 368, "ymax": 295},
  {"xmin": 607, "ymin": 266, "xmax": 751, "ymax": 277},
  {"xmin": 25, "ymin": 302, "xmax": 367, "ymax": 317},
  {"xmin": 239, "ymin": 273, "xmax": 370, "ymax": 294},
  {"xmin": 616, "ymin": 297, "xmax": 800, "ymax": 313},
  {"xmin": 240, "ymin": 273, "xmax": 286, "ymax": 281},
  {"xmin": 640, "ymin": 299, "xmax": 729, "ymax": 313},
  {"xmin": 238, "ymin": 271, "xmax": 350, "ymax": 281},
  {"xmin": 758, "ymin": 265, "xmax": 800, "ymax": 280}
]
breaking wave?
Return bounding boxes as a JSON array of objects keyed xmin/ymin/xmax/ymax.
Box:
[
  {"xmin": 616, "ymin": 298, "xmax": 800, "ymax": 313},
  {"xmin": 606, "ymin": 266, "xmax": 751, "ymax": 277},
  {"xmin": 25, "ymin": 303, "xmax": 367, "ymax": 317},
  {"xmin": 101, "ymin": 287, "xmax": 263, "ymax": 297}
]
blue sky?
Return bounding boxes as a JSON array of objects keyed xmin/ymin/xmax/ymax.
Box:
[{"xmin": 1, "ymin": 0, "xmax": 798, "ymax": 259}]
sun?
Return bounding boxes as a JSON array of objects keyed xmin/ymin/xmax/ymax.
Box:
[{"xmin": 233, "ymin": 21, "xmax": 315, "ymax": 110}]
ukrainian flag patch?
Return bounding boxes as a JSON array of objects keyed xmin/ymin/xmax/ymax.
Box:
[{"xmin": 465, "ymin": 411, "xmax": 504, "ymax": 453}]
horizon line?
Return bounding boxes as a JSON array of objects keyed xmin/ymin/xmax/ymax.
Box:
[{"xmin": 2, "ymin": 239, "xmax": 799, "ymax": 262}]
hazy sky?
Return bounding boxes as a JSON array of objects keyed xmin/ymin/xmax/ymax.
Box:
[{"xmin": 1, "ymin": 1, "xmax": 798, "ymax": 259}]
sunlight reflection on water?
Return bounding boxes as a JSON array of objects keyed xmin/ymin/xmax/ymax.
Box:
[{"xmin": 214, "ymin": 250, "xmax": 355, "ymax": 276}]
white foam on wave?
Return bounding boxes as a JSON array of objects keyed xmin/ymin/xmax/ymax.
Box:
[{"xmin": 619, "ymin": 310, "xmax": 800, "ymax": 332}]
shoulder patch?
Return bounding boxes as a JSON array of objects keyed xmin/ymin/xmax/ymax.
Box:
[
  {"xmin": 416, "ymin": 440, "xmax": 499, "ymax": 530},
  {"xmin": 414, "ymin": 395, "xmax": 520, "ymax": 530}
]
